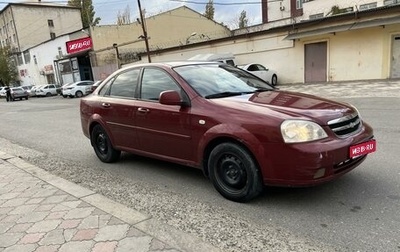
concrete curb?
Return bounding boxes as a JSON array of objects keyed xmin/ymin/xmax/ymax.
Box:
[{"xmin": 0, "ymin": 151, "xmax": 221, "ymax": 252}]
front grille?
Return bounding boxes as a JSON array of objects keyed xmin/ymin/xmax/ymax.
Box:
[{"xmin": 328, "ymin": 112, "xmax": 361, "ymax": 137}]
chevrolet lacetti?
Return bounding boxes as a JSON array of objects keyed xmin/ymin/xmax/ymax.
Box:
[{"xmin": 80, "ymin": 62, "xmax": 376, "ymax": 202}]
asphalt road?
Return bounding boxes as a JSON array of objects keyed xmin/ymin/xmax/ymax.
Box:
[{"xmin": 0, "ymin": 91, "xmax": 399, "ymax": 252}]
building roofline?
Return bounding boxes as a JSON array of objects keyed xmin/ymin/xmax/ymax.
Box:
[{"xmin": 0, "ymin": 2, "xmax": 80, "ymax": 15}]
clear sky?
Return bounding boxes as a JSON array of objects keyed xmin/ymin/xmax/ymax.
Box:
[{"xmin": 0, "ymin": 0, "xmax": 262, "ymax": 29}]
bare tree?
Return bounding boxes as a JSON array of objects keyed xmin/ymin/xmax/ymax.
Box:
[
  {"xmin": 117, "ymin": 5, "xmax": 131, "ymax": 25},
  {"xmin": 238, "ymin": 10, "xmax": 248, "ymax": 29}
]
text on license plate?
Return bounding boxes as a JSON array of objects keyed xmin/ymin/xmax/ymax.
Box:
[{"xmin": 349, "ymin": 140, "xmax": 376, "ymax": 158}]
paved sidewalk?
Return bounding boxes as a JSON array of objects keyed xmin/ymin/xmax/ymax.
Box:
[
  {"xmin": 0, "ymin": 151, "xmax": 221, "ymax": 252},
  {"xmin": 279, "ymin": 78, "xmax": 400, "ymax": 98}
]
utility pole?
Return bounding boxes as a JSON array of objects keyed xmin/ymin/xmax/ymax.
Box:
[{"xmin": 137, "ymin": 0, "xmax": 151, "ymax": 63}]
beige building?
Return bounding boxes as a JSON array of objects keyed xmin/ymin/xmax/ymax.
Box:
[
  {"xmin": 0, "ymin": 3, "xmax": 82, "ymax": 52},
  {"xmin": 134, "ymin": 3, "xmax": 400, "ymax": 84},
  {"xmin": 88, "ymin": 6, "xmax": 231, "ymax": 80},
  {"xmin": 0, "ymin": 2, "xmax": 83, "ymax": 84}
]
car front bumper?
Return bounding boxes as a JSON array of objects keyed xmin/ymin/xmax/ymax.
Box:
[{"xmin": 259, "ymin": 123, "xmax": 375, "ymax": 187}]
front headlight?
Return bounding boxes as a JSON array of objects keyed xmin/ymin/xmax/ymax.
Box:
[{"xmin": 280, "ymin": 120, "xmax": 328, "ymax": 143}]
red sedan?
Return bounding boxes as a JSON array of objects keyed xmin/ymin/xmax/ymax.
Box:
[{"xmin": 80, "ymin": 62, "xmax": 376, "ymax": 202}]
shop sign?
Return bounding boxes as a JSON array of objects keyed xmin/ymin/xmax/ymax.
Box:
[{"xmin": 66, "ymin": 37, "xmax": 92, "ymax": 54}]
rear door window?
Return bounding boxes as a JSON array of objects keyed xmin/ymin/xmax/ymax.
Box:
[{"xmin": 107, "ymin": 69, "xmax": 140, "ymax": 98}]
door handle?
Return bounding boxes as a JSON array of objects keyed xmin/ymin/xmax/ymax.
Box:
[
  {"xmin": 101, "ymin": 103, "xmax": 111, "ymax": 108},
  {"xmin": 137, "ymin": 107, "xmax": 149, "ymax": 114}
]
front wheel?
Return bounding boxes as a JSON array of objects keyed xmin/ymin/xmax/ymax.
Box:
[
  {"xmin": 208, "ymin": 142, "xmax": 263, "ymax": 202},
  {"xmin": 271, "ymin": 75, "xmax": 278, "ymax": 86},
  {"xmin": 46, "ymin": 92, "xmax": 51, "ymax": 97},
  {"xmin": 91, "ymin": 124, "xmax": 121, "ymax": 163}
]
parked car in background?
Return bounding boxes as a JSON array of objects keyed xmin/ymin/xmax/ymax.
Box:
[
  {"xmin": 0, "ymin": 87, "xmax": 6, "ymax": 98},
  {"xmin": 238, "ymin": 63, "xmax": 278, "ymax": 86},
  {"xmin": 36, "ymin": 84, "xmax": 59, "ymax": 97},
  {"xmin": 29, "ymin": 85, "xmax": 42, "ymax": 97},
  {"xmin": 20, "ymin": 85, "xmax": 33, "ymax": 96},
  {"xmin": 80, "ymin": 61, "xmax": 376, "ymax": 202},
  {"xmin": 10, "ymin": 87, "xmax": 29, "ymax": 101},
  {"xmin": 62, "ymin": 80, "xmax": 94, "ymax": 98},
  {"xmin": 91, "ymin": 80, "xmax": 103, "ymax": 93}
]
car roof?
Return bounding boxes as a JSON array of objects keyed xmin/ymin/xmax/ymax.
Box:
[{"xmin": 123, "ymin": 61, "xmax": 222, "ymax": 69}]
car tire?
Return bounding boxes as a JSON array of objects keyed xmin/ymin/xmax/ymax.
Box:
[
  {"xmin": 46, "ymin": 92, "xmax": 51, "ymax": 97},
  {"xmin": 25, "ymin": 96, "xmax": 28, "ymax": 100},
  {"xmin": 62, "ymin": 95, "xmax": 67, "ymax": 98},
  {"xmin": 91, "ymin": 124, "xmax": 121, "ymax": 163},
  {"xmin": 271, "ymin": 75, "xmax": 278, "ymax": 86},
  {"xmin": 208, "ymin": 142, "xmax": 263, "ymax": 202},
  {"xmin": 76, "ymin": 91, "xmax": 83, "ymax": 98}
]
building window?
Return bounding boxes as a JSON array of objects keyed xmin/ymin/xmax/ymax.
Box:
[
  {"xmin": 23, "ymin": 51, "xmax": 30, "ymax": 64},
  {"xmin": 296, "ymin": 0, "xmax": 303, "ymax": 9},
  {"xmin": 12, "ymin": 34, "xmax": 16, "ymax": 43},
  {"xmin": 48, "ymin": 19, "xmax": 54, "ymax": 27},
  {"xmin": 359, "ymin": 2, "xmax": 377, "ymax": 10},
  {"xmin": 17, "ymin": 53, "xmax": 23, "ymax": 65},
  {"xmin": 309, "ymin": 13, "xmax": 324, "ymax": 19},
  {"xmin": 384, "ymin": 0, "xmax": 400, "ymax": 5},
  {"xmin": 50, "ymin": 32, "xmax": 56, "ymax": 39}
]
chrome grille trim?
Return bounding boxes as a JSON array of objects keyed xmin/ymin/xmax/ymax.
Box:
[
  {"xmin": 331, "ymin": 118, "xmax": 361, "ymax": 132},
  {"xmin": 327, "ymin": 112, "xmax": 362, "ymax": 137},
  {"xmin": 327, "ymin": 112, "xmax": 358, "ymax": 125}
]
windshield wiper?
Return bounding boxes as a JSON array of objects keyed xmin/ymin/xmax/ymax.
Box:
[
  {"xmin": 253, "ymin": 88, "xmax": 273, "ymax": 92},
  {"xmin": 205, "ymin": 91, "xmax": 245, "ymax": 99}
]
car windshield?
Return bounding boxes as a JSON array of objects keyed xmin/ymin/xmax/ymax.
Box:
[{"xmin": 174, "ymin": 64, "xmax": 273, "ymax": 98}]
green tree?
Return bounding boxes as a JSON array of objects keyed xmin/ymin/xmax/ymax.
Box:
[
  {"xmin": 204, "ymin": 0, "xmax": 215, "ymax": 20},
  {"xmin": 68, "ymin": 0, "xmax": 101, "ymax": 27},
  {"xmin": 238, "ymin": 10, "xmax": 248, "ymax": 28},
  {"xmin": 0, "ymin": 47, "xmax": 17, "ymax": 86}
]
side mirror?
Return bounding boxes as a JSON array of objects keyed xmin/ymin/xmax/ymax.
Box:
[{"xmin": 159, "ymin": 90, "xmax": 185, "ymax": 106}]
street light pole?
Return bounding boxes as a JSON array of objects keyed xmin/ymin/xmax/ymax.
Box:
[
  {"xmin": 113, "ymin": 43, "xmax": 120, "ymax": 69},
  {"xmin": 137, "ymin": 0, "xmax": 151, "ymax": 63}
]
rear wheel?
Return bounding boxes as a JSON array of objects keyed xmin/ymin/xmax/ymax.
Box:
[
  {"xmin": 208, "ymin": 142, "xmax": 263, "ymax": 202},
  {"xmin": 91, "ymin": 124, "xmax": 121, "ymax": 163},
  {"xmin": 46, "ymin": 92, "xmax": 51, "ymax": 97},
  {"xmin": 75, "ymin": 91, "xmax": 83, "ymax": 98},
  {"xmin": 25, "ymin": 96, "xmax": 29, "ymax": 100}
]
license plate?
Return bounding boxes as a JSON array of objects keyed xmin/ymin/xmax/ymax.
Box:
[{"xmin": 349, "ymin": 140, "xmax": 376, "ymax": 158}]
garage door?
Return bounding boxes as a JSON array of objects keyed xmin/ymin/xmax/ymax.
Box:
[{"xmin": 305, "ymin": 42, "xmax": 327, "ymax": 83}]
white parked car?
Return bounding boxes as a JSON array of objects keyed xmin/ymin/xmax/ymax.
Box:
[
  {"xmin": 36, "ymin": 84, "xmax": 59, "ymax": 97},
  {"xmin": 0, "ymin": 86, "xmax": 6, "ymax": 98},
  {"xmin": 238, "ymin": 63, "xmax": 278, "ymax": 86},
  {"xmin": 62, "ymin": 80, "xmax": 94, "ymax": 98}
]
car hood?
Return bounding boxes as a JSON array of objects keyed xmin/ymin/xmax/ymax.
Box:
[{"xmin": 212, "ymin": 90, "xmax": 355, "ymax": 125}]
